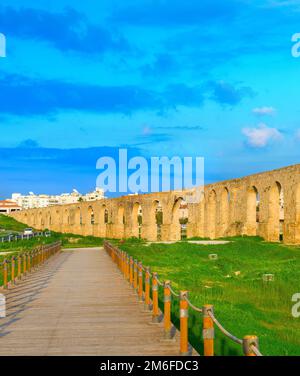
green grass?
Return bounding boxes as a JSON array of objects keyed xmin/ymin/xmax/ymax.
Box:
[
  {"xmin": 116, "ymin": 236, "xmax": 300, "ymax": 356},
  {"xmin": 0, "ymin": 214, "xmax": 104, "ymax": 286},
  {"xmin": 0, "ymin": 214, "xmax": 28, "ymax": 232},
  {"xmin": 0, "ymin": 214, "xmax": 103, "ymax": 256}
]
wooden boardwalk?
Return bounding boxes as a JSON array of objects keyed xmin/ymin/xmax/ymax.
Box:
[{"xmin": 0, "ymin": 248, "xmax": 185, "ymax": 356}]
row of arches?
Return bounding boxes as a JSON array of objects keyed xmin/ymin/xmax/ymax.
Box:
[{"xmin": 15, "ymin": 176, "xmax": 299, "ymax": 244}]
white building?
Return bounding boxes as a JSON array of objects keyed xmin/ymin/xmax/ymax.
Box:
[
  {"xmin": 0, "ymin": 200, "xmax": 22, "ymax": 214},
  {"xmin": 10, "ymin": 188, "xmax": 105, "ymax": 210}
]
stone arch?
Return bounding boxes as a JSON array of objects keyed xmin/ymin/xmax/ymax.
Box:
[
  {"xmin": 207, "ymin": 190, "xmax": 217, "ymax": 239},
  {"xmin": 63, "ymin": 208, "xmax": 70, "ymax": 227},
  {"xmin": 87, "ymin": 205, "xmax": 95, "ymax": 225},
  {"xmin": 117, "ymin": 204, "xmax": 125, "ymax": 225},
  {"xmin": 38, "ymin": 211, "xmax": 44, "ymax": 228},
  {"xmin": 74, "ymin": 206, "xmax": 82, "ymax": 225},
  {"xmin": 220, "ymin": 187, "xmax": 230, "ymax": 236},
  {"xmin": 132, "ymin": 202, "xmax": 142, "ymax": 238},
  {"xmin": 294, "ymin": 183, "xmax": 300, "ymax": 243},
  {"xmin": 30, "ymin": 212, "xmax": 36, "ymax": 227},
  {"xmin": 151, "ymin": 200, "xmax": 163, "ymax": 240},
  {"xmin": 246, "ymin": 186, "xmax": 260, "ymax": 236},
  {"xmin": 268, "ymin": 181, "xmax": 284, "ymax": 241},
  {"xmin": 46, "ymin": 211, "xmax": 52, "ymax": 227},
  {"xmin": 170, "ymin": 197, "xmax": 187, "ymax": 240}
]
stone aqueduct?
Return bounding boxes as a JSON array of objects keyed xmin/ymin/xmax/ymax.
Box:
[{"xmin": 10, "ymin": 164, "xmax": 300, "ymax": 244}]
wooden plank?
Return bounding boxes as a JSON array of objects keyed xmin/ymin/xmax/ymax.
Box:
[{"xmin": 0, "ymin": 248, "xmax": 196, "ymax": 356}]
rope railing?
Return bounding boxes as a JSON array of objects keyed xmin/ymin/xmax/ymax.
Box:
[
  {"xmin": 0, "ymin": 231, "xmax": 51, "ymax": 244},
  {"xmin": 103, "ymin": 240, "xmax": 263, "ymax": 356},
  {"xmin": 0, "ymin": 241, "xmax": 61, "ymax": 289}
]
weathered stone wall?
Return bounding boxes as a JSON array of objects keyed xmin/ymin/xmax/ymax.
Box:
[{"xmin": 9, "ymin": 164, "xmax": 300, "ymax": 244}]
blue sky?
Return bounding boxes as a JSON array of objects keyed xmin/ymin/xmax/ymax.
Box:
[{"xmin": 0, "ymin": 0, "xmax": 300, "ymax": 198}]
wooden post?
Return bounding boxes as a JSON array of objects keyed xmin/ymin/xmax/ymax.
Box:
[
  {"xmin": 127, "ymin": 255, "xmax": 130, "ymax": 280},
  {"xmin": 23, "ymin": 254, "xmax": 26, "ymax": 274},
  {"xmin": 203, "ymin": 305, "xmax": 214, "ymax": 356},
  {"xmin": 138, "ymin": 262, "xmax": 143, "ymax": 301},
  {"xmin": 243, "ymin": 335, "xmax": 259, "ymax": 356},
  {"xmin": 18, "ymin": 256, "xmax": 21, "ymax": 279},
  {"xmin": 164, "ymin": 281, "xmax": 172, "ymax": 339},
  {"xmin": 129, "ymin": 257, "xmax": 133, "ymax": 285},
  {"xmin": 11, "ymin": 257, "xmax": 15, "ymax": 284},
  {"xmin": 133, "ymin": 259, "xmax": 138, "ymax": 291},
  {"xmin": 144, "ymin": 267, "xmax": 150, "ymax": 310},
  {"xmin": 124, "ymin": 253, "xmax": 127, "ymax": 277},
  {"xmin": 152, "ymin": 272, "xmax": 159, "ymax": 322},
  {"xmin": 120, "ymin": 251, "xmax": 123, "ymax": 275},
  {"xmin": 27, "ymin": 253, "xmax": 31, "ymax": 272},
  {"xmin": 3, "ymin": 260, "xmax": 7, "ymax": 289},
  {"xmin": 180, "ymin": 291, "xmax": 189, "ymax": 355}
]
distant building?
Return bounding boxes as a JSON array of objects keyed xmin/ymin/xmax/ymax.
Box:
[
  {"xmin": 0, "ymin": 200, "xmax": 22, "ymax": 214},
  {"xmin": 10, "ymin": 187, "xmax": 105, "ymax": 210}
]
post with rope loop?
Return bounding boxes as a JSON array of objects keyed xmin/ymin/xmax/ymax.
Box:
[
  {"xmin": 180, "ymin": 291, "xmax": 189, "ymax": 355},
  {"xmin": 122, "ymin": 251, "xmax": 125, "ymax": 275},
  {"xmin": 152, "ymin": 272, "xmax": 159, "ymax": 322},
  {"xmin": 164, "ymin": 281, "xmax": 172, "ymax": 339},
  {"xmin": 23, "ymin": 254, "xmax": 26, "ymax": 274},
  {"xmin": 133, "ymin": 259, "xmax": 138, "ymax": 291},
  {"xmin": 126, "ymin": 255, "xmax": 130, "ymax": 281},
  {"xmin": 202, "ymin": 305, "xmax": 214, "ymax": 356},
  {"xmin": 27, "ymin": 253, "xmax": 31, "ymax": 273},
  {"xmin": 144, "ymin": 267, "xmax": 150, "ymax": 310},
  {"xmin": 121, "ymin": 251, "xmax": 124, "ymax": 276},
  {"xmin": 243, "ymin": 335, "xmax": 259, "ymax": 356},
  {"xmin": 3, "ymin": 260, "xmax": 7, "ymax": 289},
  {"xmin": 11, "ymin": 257, "xmax": 15, "ymax": 284},
  {"xmin": 17, "ymin": 255, "xmax": 21, "ymax": 279},
  {"xmin": 138, "ymin": 262, "xmax": 143, "ymax": 301},
  {"xmin": 129, "ymin": 257, "xmax": 133, "ymax": 285}
]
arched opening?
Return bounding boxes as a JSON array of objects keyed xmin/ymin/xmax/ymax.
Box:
[
  {"xmin": 171, "ymin": 198, "xmax": 188, "ymax": 240},
  {"xmin": 54, "ymin": 210, "xmax": 60, "ymax": 224},
  {"xmin": 39, "ymin": 211, "xmax": 44, "ymax": 228},
  {"xmin": 220, "ymin": 187, "xmax": 230, "ymax": 236},
  {"xmin": 269, "ymin": 181, "xmax": 284, "ymax": 241},
  {"xmin": 88, "ymin": 206, "xmax": 94, "ymax": 225},
  {"xmin": 74, "ymin": 207, "xmax": 82, "ymax": 225},
  {"xmin": 207, "ymin": 190, "xmax": 217, "ymax": 239},
  {"xmin": 104, "ymin": 208, "xmax": 109, "ymax": 224},
  {"xmin": 32, "ymin": 213, "xmax": 36, "ymax": 226},
  {"xmin": 246, "ymin": 186, "xmax": 260, "ymax": 235},
  {"xmin": 63, "ymin": 209, "xmax": 69, "ymax": 226},
  {"xmin": 118, "ymin": 205, "xmax": 125, "ymax": 225},
  {"xmin": 132, "ymin": 202, "xmax": 142, "ymax": 238},
  {"xmin": 152, "ymin": 200, "xmax": 163, "ymax": 240},
  {"xmin": 47, "ymin": 212, "xmax": 52, "ymax": 227}
]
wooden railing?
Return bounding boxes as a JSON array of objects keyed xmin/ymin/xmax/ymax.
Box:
[
  {"xmin": 104, "ymin": 240, "xmax": 262, "ymax": 356},
  {"xmin": 0, "ymin": 241, "xmax": 61, "ymax": 289}
]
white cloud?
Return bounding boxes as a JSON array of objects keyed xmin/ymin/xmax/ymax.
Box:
[
  {"xmin": 242, "ymin": 123, "xmax": 282, "ymax": 148},
  {"xmin": 252, "ymin": 106, "xmax": 276, "ymax": 116}
]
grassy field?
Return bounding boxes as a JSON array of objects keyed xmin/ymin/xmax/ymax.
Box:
[
  {"xmin": 0, "ymin": 214, "xmax": 103, "ymax": 256},
  {"xmin": 0, "ymin": 214, "xmax": 104, "ymax": 286},
  {"xmin": 117, "ymin": 237, "xmax": 300, "ymax": 356}
]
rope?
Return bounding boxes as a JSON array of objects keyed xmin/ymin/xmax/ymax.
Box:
[
  {"xmin": 251, "ymin": 345, "xmax": 263, "ymax": 356},
  {"xmin": 155, "ymin": 275, "xmax": 164, "ymax": 286},
  {"xmin": 168, "ymin": 285, "xmax": 180, "ymax": 298},
  {"xmin": 184, "ymin": 295, "xmax": 203, "ymax": 313},
  {"xmin": 208, "ymin": 310, "xmax": 243, "ymax": 345}
]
